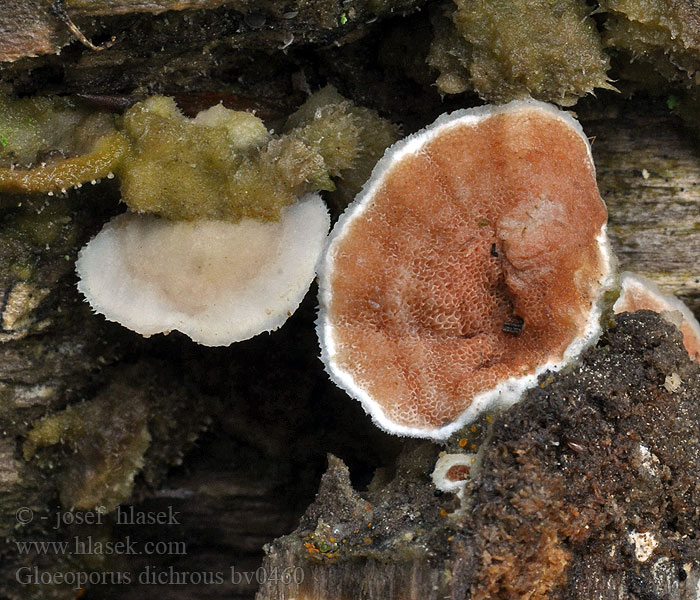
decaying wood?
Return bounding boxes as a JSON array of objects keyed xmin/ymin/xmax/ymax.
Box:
[
  {"xmin": 0, "ymin": 4, "xmax": 698, "ymax": 597},
  {"xmin": 0, "ymin": 0, "xmax": 424, "ymax": 71},
  {"xmin": 257, "ymin": 312, "xmax": 700, "ymax": 600},
  {"xmin": 580, "ymin": 99, "xmax": 700, "ymax": 314},
  {"xmin": 0, "ymin": 1, "xmax": 284, "ymax": 62},
  {"xmin": 0, "ymin": 99, "xmax": 697, "ymax": 599},
  {"xmin": 83, "ymin": 100, "xmax": 700, "ymax": 600}
]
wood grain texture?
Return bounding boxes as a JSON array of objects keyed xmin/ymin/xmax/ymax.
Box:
[{"xmin": 579, "ymin": 97, "xmax": 700, "ymax": 315}]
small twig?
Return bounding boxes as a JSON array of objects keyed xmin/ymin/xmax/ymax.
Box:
[{"xmin": 51, "ymin": 0, "xmax": 115, "ymax": 51}]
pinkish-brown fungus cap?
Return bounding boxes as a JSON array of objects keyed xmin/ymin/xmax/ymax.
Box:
[{"xmin": 318, "ymin": 100, "xmax": 615, "ymax": 439}]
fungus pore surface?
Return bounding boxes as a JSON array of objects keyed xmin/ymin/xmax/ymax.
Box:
[{"xmin": 318, "ymin": 101, "xmax": 614, "ymax": 438}]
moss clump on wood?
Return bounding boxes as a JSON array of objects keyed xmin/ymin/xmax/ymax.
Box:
[
  {"xmin": 0, "ymin": 89, "xmax": 398, "ymax": 222},
  {"xmin": 118, "ymin": 89, "xmax": 397, "ymax": 221},
  {"xmin": 602, "ymin": 0, "xmax": 700, "ymax": 89},
  {"xmin": 0, "ymin": 95, "xmax": 127, "ymax": 194},
  {"xmin": 427, "ymin": 0, "xmax": 611, "ymax": 105},
  {"xmin": 284, "ymin": 86, "xmax": 400, "ymax": 213}
]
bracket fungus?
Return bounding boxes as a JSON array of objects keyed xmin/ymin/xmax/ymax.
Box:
[
  {"xmin": 76, "ymin": 193, "xmax": 329, "ymax": 346},
  {"xmin": 614, "ymin": 272, "xmax": 700, "ymax": 362},
  {"xmin": 318, "ymin": 100, "xmax": 616, "ymax": 439}
]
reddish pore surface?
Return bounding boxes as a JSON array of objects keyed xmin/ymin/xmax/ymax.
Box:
[
  {"xmin": 328, "ymin": 108, "xmax": 608, "ymax": 430},
  {"xmin": 445, "ymin": 464, "xmax": 471, "ymax": 482}
]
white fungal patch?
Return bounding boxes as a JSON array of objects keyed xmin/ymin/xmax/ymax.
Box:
[
  {"xmin": 636, "ymin": 443, "xmax": 662, "ymax": 480},
  {"xmin": 76, "ymin": 193, "xmax": 329, "ymax": 346},
  {"xmin": 664, "ymin": 372, "xmax": 682, "ymax": 393},
  {"xmin": 432, "ymin": 453, "xmax": 476, "ymax": 494},
  {"xmin": 628, "ymin": 531, "xmax": 658, "ymax": 563}
]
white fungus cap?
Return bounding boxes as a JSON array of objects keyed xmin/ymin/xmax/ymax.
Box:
[
  {"xmin": 318, "ymin": 100, "xmax": 617, "ymax": 439},
  {"xmin": 614, "ymin": 271, "xmax": 700, "ymax": 362},
  {"xmin": 77, "ymin": 193, "xmax": 330, "ymax": 346}
]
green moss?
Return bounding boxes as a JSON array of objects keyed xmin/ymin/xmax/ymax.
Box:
[
  {"xmin": 600, "ymin": 285, "xmax": 622, "ymax": 329},
  {"xmin": 0, "ymin": 132, "xmax": 129, "ymax": 194},
  {"xmin": 118, "ymin": 96, "xmax": 274, "ymax": 221},
  {"xmin": 669, "ymin": 91, "xmax": 700, "ymax": 132},
  {"xmin": 0, "ymin": 90, "xmax": 397, "ymax": 221},
  {"xmin": 428, "ymin": 0, "xmax": 611, "ymax": 105},
  {"xmin": 0, "ymin": 96, "xmax": 84, "ymax": 167},
  {"xmin": 602, "ymin": 0, "xmax": 700, "ymax": 89},
  {"xmin": 9, "ymin": 260, "xmax": 34, "ymax": 281},
  {"xmin": 119, "ymin": 89, "xmax": 397, "ymax": 221},
  {"xmin": 0, "ymin": 96, "xmax": 126, "ymax": 194},
  {"xmin": 284, "ymin": 86, "xmax": 400, "ymax": 213},
  {"xmin": 426, "ymin": 5, "xmax": 474, "ymax": 95},
  {"xmin": 23, "ymin": 405, "xmax": 89, "ymax": 461}
]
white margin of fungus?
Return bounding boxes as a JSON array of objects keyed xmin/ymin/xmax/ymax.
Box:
[{"xmin": 317, "ymin": 99, "xmax": 618, "ymax": 440}]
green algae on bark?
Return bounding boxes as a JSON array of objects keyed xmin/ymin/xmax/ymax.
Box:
[
  {"xmin": 18, "ymin": 360, "xmax": 215, "ymax": 512},
  {"xmin": 23, "ymin": 388, "xmax": 150, "ymax": 511},
  {"xmin": 427, "ymin": 0, "xmax": 611, "ymax": 105}
]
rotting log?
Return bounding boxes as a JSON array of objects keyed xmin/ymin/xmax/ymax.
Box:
[
  {"xmin": 0, "ymin": 97, "xmax": 697, "ymax": 600},
  {"xmin": 52, "ymin": 99, "xmax": 700, "ymax": 600},
  {"xmin": 258, "ymin": 312, "xmax": 700, "ymax": 600},
  {"xmin": 0, "ymin": 4, "xmax": 698, "ymax": 597}
]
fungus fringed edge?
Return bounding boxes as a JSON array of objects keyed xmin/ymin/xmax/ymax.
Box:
[
  {"xmin": 432, "ymin": 453, "xmax": 477, "ymax": 496},
  {"xmin": 317, "ymin": 100, "xmax": 617, "ymax": 439}
]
